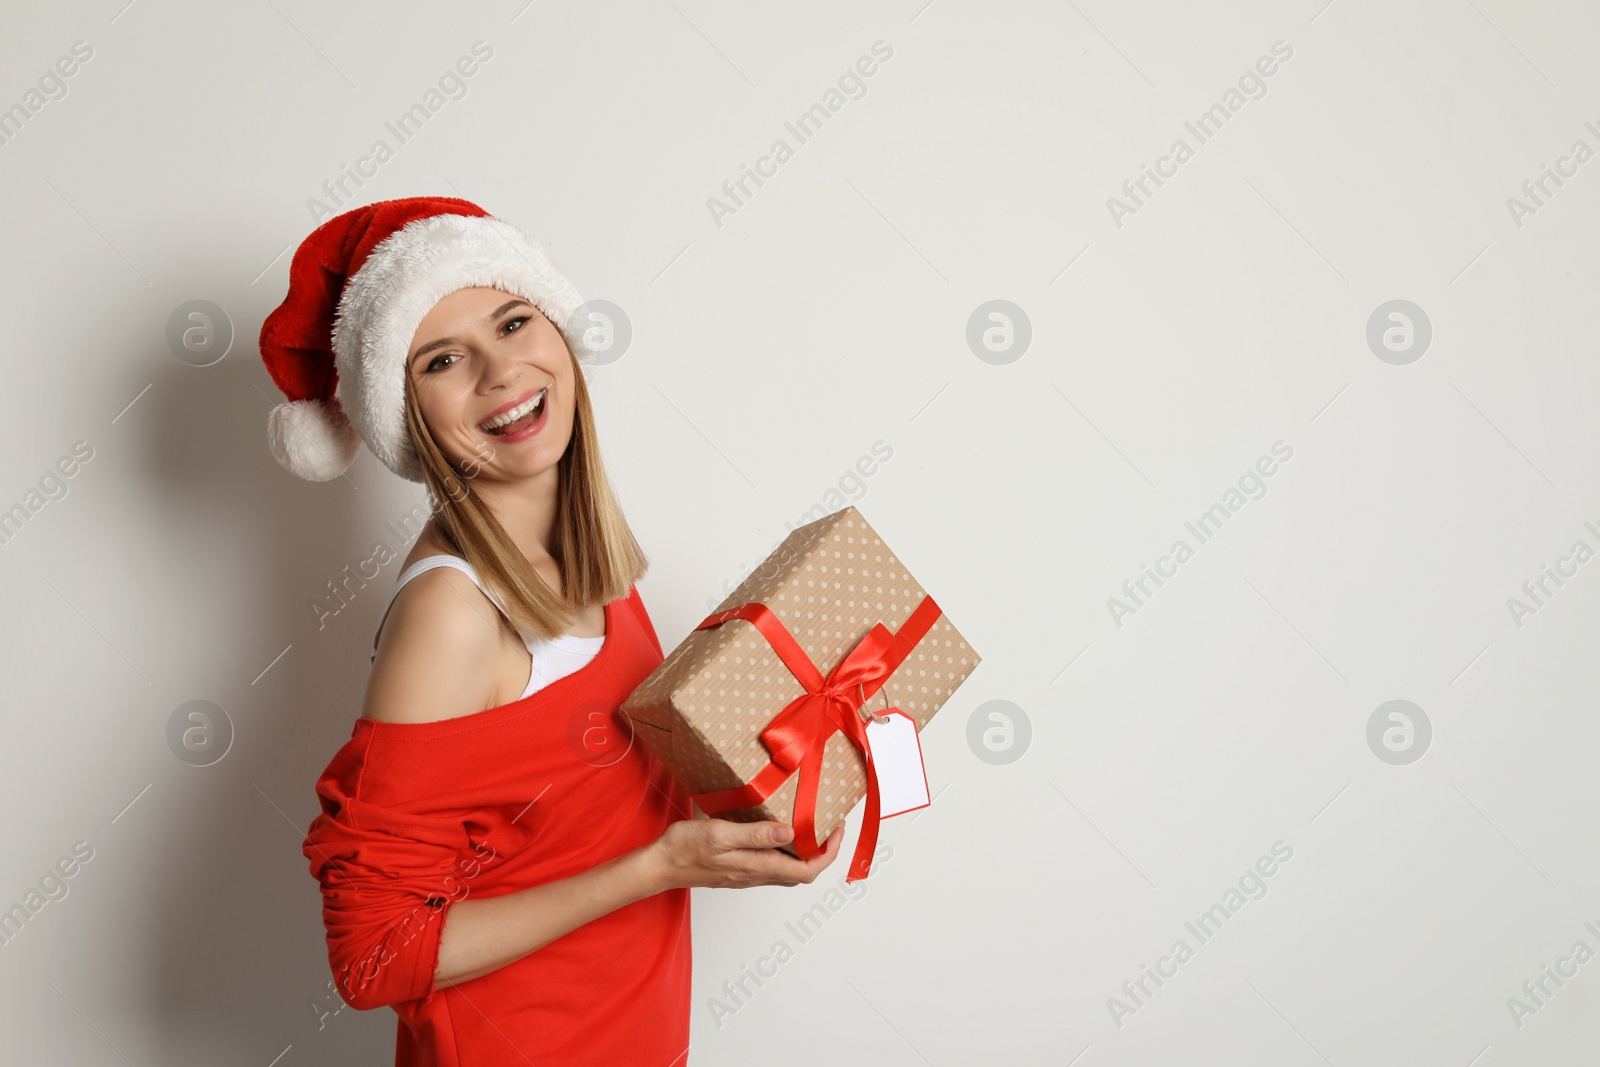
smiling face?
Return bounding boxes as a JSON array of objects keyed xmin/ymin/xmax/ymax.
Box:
[{"xmin": 405, "ymin": 286, "xmax": 576, "ymax": 483}]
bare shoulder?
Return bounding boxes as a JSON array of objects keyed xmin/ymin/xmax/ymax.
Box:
[{"xmin": 362, "ymin": 566, "xmax": 505, "ymax": 725}]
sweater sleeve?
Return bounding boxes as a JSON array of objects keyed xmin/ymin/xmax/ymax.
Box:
[{"xmin": 302, "ymin": 755, "xmax": 473, "ymax": 1012}]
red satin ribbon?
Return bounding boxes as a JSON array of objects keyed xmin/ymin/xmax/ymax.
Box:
[{"xmin": 688, "ymin": 594, "xmax": 942, "ymax": 881}]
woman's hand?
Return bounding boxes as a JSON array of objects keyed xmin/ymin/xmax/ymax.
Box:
[
  {"xmin": 644, "ymin": 817, "xmax": 844, "ymax": 891},
  {"xmin": 433, "ymin": 818, "xmax": 844, "ymax": 989}
]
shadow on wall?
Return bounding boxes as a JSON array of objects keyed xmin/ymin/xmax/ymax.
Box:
[{"xmin": 138, "ymin": 336, "xmax": 408, "ymax": 1062}]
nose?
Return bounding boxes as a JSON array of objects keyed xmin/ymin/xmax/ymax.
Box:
[{"xmin": 478, "ymin": 341, "xmax": 523, "ymax": 390}]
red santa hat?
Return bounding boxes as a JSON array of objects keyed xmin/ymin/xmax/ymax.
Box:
[{"xmin": 258, "ymin": 195, "xmax": 586, "ymax": 483}]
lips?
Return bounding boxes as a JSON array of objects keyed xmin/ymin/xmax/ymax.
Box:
[{"xmin": 479, "ymin": 388, "xmax": 547, "ymax": 434}]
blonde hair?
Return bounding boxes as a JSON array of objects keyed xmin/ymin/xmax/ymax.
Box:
[{"xmin": 401, "ymin": 328, "xmax": 648, "ymax": 640}]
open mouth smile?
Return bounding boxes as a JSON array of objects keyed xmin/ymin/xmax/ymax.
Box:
[{"xmin": 478, "ymin": 388, "xmax": 548, "ymax": 441}]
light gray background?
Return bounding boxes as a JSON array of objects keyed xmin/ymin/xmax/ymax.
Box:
[{"xmin": 1, "ymin": 0, "xmax": 1595, "ymax": 1063}]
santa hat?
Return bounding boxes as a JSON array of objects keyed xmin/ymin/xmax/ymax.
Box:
[{"xmin": 258, "ymin": 195, "xmax": 586, "ymax": 483}]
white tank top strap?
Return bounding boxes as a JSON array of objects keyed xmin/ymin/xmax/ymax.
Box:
[
  {"xmin": 369, "ymin": 555, "xmax": 606, "ymax": 703},
  {"xmin": 370, "ymin": 555, "xmax": 511, "ymax": 664}
]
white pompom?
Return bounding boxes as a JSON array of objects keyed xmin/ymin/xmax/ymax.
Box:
[{"xmin": 267, "ymin": 397, "xmax": 361, "ymax": 482}]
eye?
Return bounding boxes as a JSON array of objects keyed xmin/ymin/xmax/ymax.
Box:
[
  {"xmin": 424, "ymin": 352, "xmax": 460, "ymax": 373},
  {"xmin": 502, "ymin": 314, "xmax": 531, "ymax": 335}
]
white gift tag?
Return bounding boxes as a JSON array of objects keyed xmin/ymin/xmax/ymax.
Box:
[{"xmin": 865, "ymin": 709, "xmax": 930, "ymax": 818}]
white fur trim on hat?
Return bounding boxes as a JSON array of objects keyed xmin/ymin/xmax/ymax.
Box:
[
  {"xmin": 329, "ymin": 214, "xmax": 586, "ymax": 483},
  {"xmin": 267, "ymin": 397, "xmax": 361, "ymax": 482}
]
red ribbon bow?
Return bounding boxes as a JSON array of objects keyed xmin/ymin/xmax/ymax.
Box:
[{"xmin": 689, "ymin": 594, "xmax": 942, "ymax": 881}]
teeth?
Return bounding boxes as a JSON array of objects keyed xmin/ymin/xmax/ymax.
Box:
[{"xmin": 482, "ymin": 389, "xmax": 545, "ymax": 431}]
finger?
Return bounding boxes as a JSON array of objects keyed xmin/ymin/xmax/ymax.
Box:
[
  {"xmin": 711, "ymin": 818, "xmax": 794, "ymax": 851},
  {"xmin": 717, "ymin": 843, "xmax": 824, "ymax": 882},
  {"xmin": 739, "ymin": 853, "xmax": 823, "ymax": 884},
  {"xmin": 674, "ymin": 816, "xmax": 764, "ymax": 890},
  {"xmin": 802, "ymin": 826, "xmax": 846, "ymax": 875}
]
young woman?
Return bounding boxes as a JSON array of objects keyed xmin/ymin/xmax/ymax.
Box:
[{"xmin": 261, "ymin": 197, "xmax": 841, "ymax": 1066}]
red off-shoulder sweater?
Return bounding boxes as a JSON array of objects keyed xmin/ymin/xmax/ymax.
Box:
[{"xmin": 302, "ymin": 584, "xmax": 692, "ymax": 1066}]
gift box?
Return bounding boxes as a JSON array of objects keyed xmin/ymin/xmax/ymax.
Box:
[{"xmin": 620, "ymin": 505, "xmax": 980, "ymax": 880}]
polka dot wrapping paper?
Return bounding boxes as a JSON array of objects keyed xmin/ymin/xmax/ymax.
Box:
[{"xmin": 620, "ymin": 506, "xmax": 981, "ymax": 858}]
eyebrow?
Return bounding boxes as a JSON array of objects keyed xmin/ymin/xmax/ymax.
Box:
[{"xmin": 409, "ymin": 299, "xmax": 534, "ymax": 366}]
